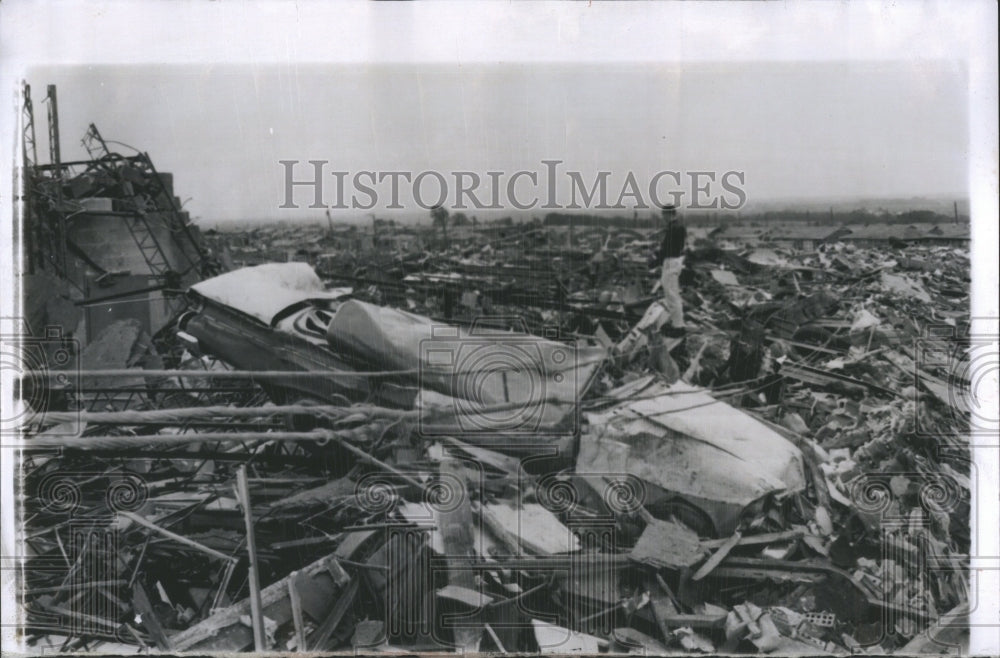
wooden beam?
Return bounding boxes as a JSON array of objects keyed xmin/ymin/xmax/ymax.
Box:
[
  {"xmin": 236, "ymin": 465, "xmax": 266, "ymax": 651},
  {"xmin": 119, "ymin": 511, "xmax": 237, "ymax": 564}
]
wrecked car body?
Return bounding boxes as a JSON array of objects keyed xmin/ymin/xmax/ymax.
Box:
[
  {"xmin": 179, "ymin": 263, "xmax": 371, "ymax": 404},
  {"xmin": 180, "ymin": 263, "xmax": 608, "ymax": 456},
  {"xmin": 181, "ymin": 264, "xmax": 808, "ymax": 536},
  {"xmin": 578, "ymin": 375, "xmax": 807, "ymax": 536}
]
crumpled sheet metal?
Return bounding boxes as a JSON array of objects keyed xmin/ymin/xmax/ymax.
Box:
[
  {"xmin": 879, "ymin": 271, "xmax": 933, "ymax": 303},
  {"xmin": 578, "ymin": 377, "xmax": 806, "ymax": 512},
  {"xmin": 329, "ymin": 299, "xmax": 607, "ymax": 432},
  {"xmin": 191, "ymin": 262, "xmax": 350, "ymax": 326}
]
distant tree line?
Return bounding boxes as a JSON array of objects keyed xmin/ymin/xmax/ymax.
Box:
[
  {"xmin": 543, "ymin": 212, "xmax": 659, "ymax": 228},
  {"xmin": 542, "ymin": 208, "xmax": 965, "ymax": 228}
]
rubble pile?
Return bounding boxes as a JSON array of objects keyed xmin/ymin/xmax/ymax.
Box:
[{"xmin": 17, "ymin": 212, "xmax": 972, "ymax": 654}]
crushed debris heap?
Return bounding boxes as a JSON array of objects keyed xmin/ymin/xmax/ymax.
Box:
[{"xmin": 14, "ymin": 94, "xmax": 971, "ymax": 654}]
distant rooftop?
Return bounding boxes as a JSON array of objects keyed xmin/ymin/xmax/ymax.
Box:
[
  {"xmin": 766, "ymin": 225, "xmax": 847, "ymax": 241},
  {"xmin": 838, "ymin": 223, "xmax": 969, "ymax": 241}
]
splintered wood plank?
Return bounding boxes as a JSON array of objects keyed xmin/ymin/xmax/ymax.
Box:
[
  {"xmin": 131, "ymin": 582, "xmax": 172, "ymax": 650},
  {"xmin": 168, "ymin": 554, "xmax": 339, "ymax": 651},
  {"xmin": 630, "ymin": 518, "xmax": 705, "ymax": 570},
  {"xmin": 436, "ymin": 460, "xmax": 482, "ymax": 652}
]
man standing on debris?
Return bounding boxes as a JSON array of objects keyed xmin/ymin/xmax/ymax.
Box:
[{"xmin": 653, "ymin": 204, "xmax": 686, "ymax": 336}]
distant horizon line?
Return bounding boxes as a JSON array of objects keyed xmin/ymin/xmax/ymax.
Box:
[
  {"xmin": 198, "ymin": 194, "xmax": 967, "ymax": 223},
  {"xmin": 203, "ymin": 204, "xmax": 970, "ymax": 228}
]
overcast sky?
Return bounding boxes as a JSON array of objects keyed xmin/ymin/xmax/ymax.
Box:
[{"xmin": 28, "ymin": 62, "xmax": 967, "ymax": 225}]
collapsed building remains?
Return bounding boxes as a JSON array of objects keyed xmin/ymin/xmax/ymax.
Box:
[{"xmin": 10, "ymin": 84, "xmax": 973, "ymax": 655}]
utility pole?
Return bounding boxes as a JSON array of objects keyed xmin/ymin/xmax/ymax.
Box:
[{"xmin": 43, "ymin": 85, "xmax": 67, "ymax": 272}]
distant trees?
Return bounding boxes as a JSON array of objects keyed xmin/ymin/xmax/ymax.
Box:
[
  {"xmin": 430, "ymin": 205, "xmax": 449, "ymax": 243},
  {"xmin": 898, "ymin": 210, "xmax": 945, "ymax": 225}
]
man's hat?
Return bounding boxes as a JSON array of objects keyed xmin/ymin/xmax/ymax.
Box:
[{"xmin": 660, "ymin": 204, "xmax": 677, "ymax": 217}]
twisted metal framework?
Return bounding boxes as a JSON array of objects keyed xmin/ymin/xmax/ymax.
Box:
[
  {"xmin": 21, "ymin": 82, "xmax": 39, "ymax": 272},
  {"xmin": 20, "ymin": 84, "xmax": 219, "ymax": 304}
]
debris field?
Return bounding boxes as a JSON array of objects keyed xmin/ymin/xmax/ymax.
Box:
[{"xmin": 14, "ymin": 99, "xmax": 973, "ymax": 654}]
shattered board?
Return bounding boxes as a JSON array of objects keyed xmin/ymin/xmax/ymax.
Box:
[{"xmin": 630, "ymin": 518, "xmax": 705, "ymax": 569}]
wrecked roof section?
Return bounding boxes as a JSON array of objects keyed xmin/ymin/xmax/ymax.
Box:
[{"xmin": 579, "ymin": 376, "xmax": 806, "ymax": 530}]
